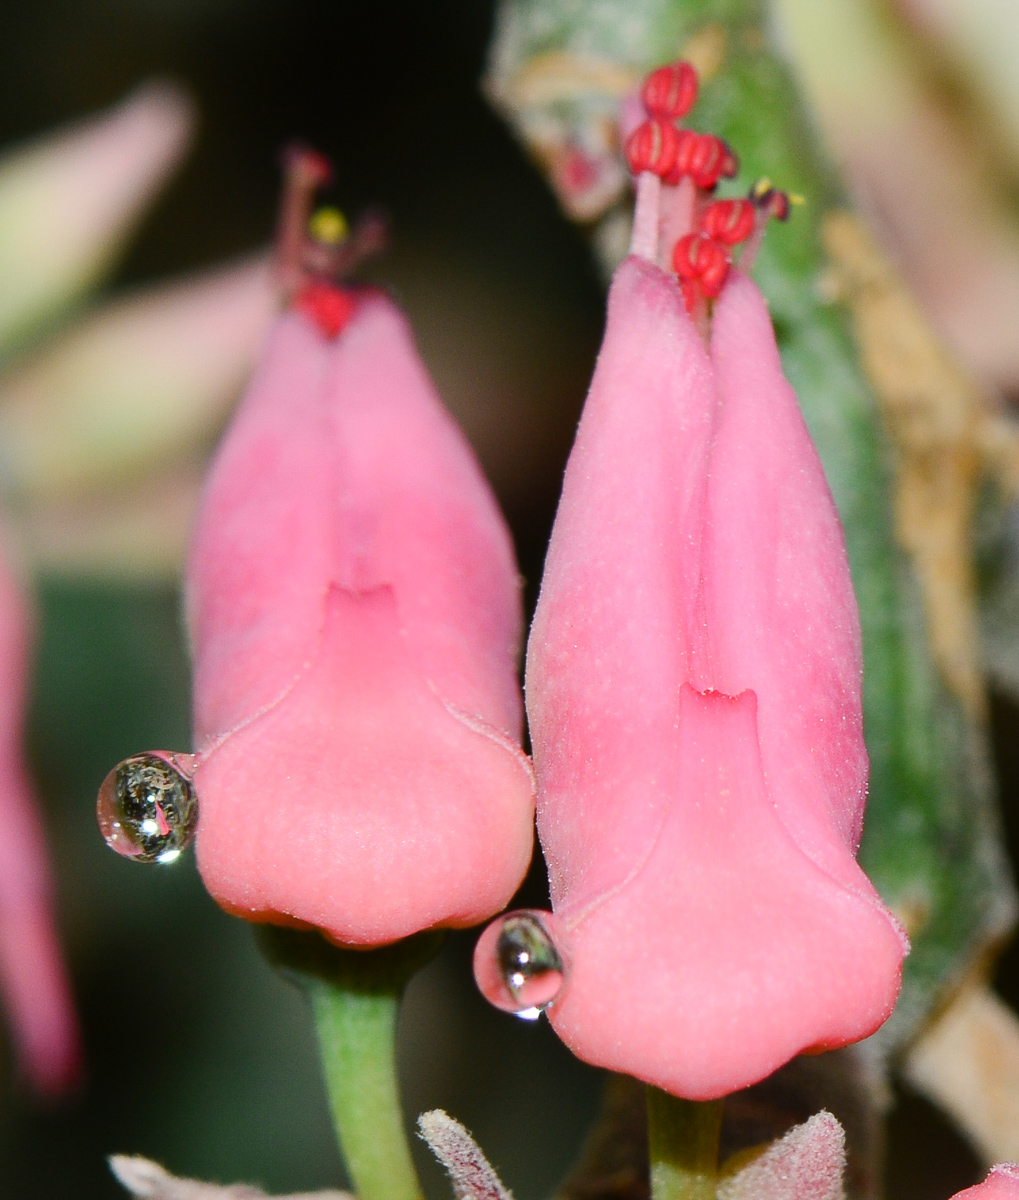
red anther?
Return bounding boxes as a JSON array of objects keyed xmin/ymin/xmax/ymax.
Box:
[
  {"xmin": 562, "ymin": 147, "xmax": 600, "ymax": 193},
  {"xmin": 688, "ymin": 135, "xmax": 733, "ymax": 190},
  {"xmin": 625, "ymin": 118, "xmax": 681, "ymax": 177},
  {"xmin": 764, "ymin": 189, "xmax": 791, "ymax": 221},
  {"xmin": 672, "ymin": 233, "xmax": 703, "ymax": 279},
  {"xmin": 698, "ymin": 244, "xmax": 731, "ymax": 296},
  {"xmin": 293, "ymin": 280, "xmax": 358, "ymax": 338},
  {"xmin": 664, "ymin": 128, "xmax": 699, "ymax": 183},
  {"xmin": 718, "ymin": 140, "xmax": 739, "ymax": 180},
  {"xmin": 642, "ymin": 61, "xmax": 699, "ymax": 120},
  {"xmin": 702, "ymin": 198, "xmax": 756, "ymax": 245},
  {"xmin": 672, "ymin": 233, "xmax": 730, "ymax": 295},
  {"xmin": 282, "ymin": 144, "xmax": 333, "ymax": 188}
]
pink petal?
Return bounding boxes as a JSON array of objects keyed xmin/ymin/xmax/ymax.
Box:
[
  {"xmin": 188, "ymin": 295, "xmax": 534, "ymax": 945},
  {"xmin": 527, "ymin": 257, "xmax": 905, "ymax": 1097},
  {"xmin": 545, "ymin": 686, "xmax": 903, "ymax": 1099},
  {"xmin": 954, "ymin": 1166, "xmax": 1019, "ymax": 1200},
  {"xmin": 526, "ymin": 257, "xmax": 714, "ymax": 916},
  {"xmin": 703, "ymin": 272, "xmax": 870, "ymax": 884}
]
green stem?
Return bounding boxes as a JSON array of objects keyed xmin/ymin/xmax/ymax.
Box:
[
  {"xmin": 308, "ymin": 979, "xmax": 421, "ymax": 1200},
  {"xmin": 647, "ymin": 1087, "xmax": 723, "ymax": 1200},
  {"xmin": 257, "ymin": 925, "xmax": 442, "ymax": 1200}
]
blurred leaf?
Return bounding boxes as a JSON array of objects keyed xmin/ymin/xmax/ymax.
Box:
[
  {"xmin": 0, "ymin": 82, "xmax": 194, "ymax": 364},
  {"xmin": 0, "ymin": 256, "xmax": 273, "ymax": 504}
]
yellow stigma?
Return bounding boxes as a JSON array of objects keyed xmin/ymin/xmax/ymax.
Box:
[{"xmin": 309, "ymin": 206, "xmax": 348, "ymax": 245}]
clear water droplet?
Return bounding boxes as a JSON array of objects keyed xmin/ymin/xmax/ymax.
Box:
[
  {"xmin": 473, "ymin": 909, "xmax": 568, "ymax": 1018},
  {"xmin": 97, "ymin": 753, "xmax": 198, "ymax": 864}
]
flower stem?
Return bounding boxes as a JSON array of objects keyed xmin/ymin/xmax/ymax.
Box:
[
  {"xmin": 257, "ymin": 925, "xmax": 442, "ymax": 1200},
  {"xmin": 646, "ymin": 1087, "xmax": 724, "ymax": 1200}
]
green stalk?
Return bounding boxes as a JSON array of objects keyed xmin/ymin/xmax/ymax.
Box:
[
  {"xmin": 647, "ymin": 1087, "xmax": 723, "ymax": 1200},
  {"xmin": 257, "ymin": 925, "xmax": 443, "ymax": 1200}
]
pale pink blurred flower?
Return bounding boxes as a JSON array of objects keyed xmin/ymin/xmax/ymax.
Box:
[{"xmin": 0, "ymin": 537, "xmax": 80, "ymax": 1095}]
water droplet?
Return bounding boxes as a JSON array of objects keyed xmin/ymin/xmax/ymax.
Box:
[
  {"xmin": 97, "ymin": 753, "xmax": 197, "ymax": 864},
  {"xmin": 473, "ymin": 909, "xmax": 568, "ymax": 1018}
]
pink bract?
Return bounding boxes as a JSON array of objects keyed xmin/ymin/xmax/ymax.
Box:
[
  {"xmin": 524, "ymin": 255, "xmax": 907, "ymax": 1099},
  {"xmin": 186, "ymin": 293, "xmax": 534, "ymax": 947}
]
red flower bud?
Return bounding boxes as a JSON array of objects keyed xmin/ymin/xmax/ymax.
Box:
[
  {"xmin": 702, "ymin": 198, "xmax": 756, "ymax": 246},
  {"xmin": 625, "ymin": 119, "xmax": 680, "ymax": 178},
  {"xmin": 642, "ymin": 61, "xmax": 698, "ymax": 120}
]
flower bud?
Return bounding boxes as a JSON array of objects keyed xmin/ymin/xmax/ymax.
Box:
[
  {"xmin": 522, "ymin": 256, "xmax": 906, "ymax": 1099},
  {"xmin": 187, "ymin": 292, "xmax": 535, "ymax": 946}
]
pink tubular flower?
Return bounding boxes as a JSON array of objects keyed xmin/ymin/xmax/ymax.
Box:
[
  {"xmin": 487, "ymin": 62, "xmax": 907, "ymax": 1100},
  {"xmin": 954, "ymin": 1167, "xmax": 1019, "ymax": 1200},
  {"xmin": 184, "ymin": 157, "xmax": 534, "ymax": 947},
  {"xmin": 0, "ymin": 540, "xmax": 81, "ymax": 1096}
]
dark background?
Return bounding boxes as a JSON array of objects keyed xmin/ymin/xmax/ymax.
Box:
[{"xmin": 0, "ymin": 1, "xmax": 1011, "ymax": 1197}]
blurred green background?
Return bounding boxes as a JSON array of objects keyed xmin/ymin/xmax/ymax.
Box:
[{"xmin": 0, "ymin": 1, "xmax": 1015, "ymax": 1197}]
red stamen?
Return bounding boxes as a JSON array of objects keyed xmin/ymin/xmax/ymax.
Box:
[
  {"xmin": 673, "ymin": 233, "xmax": 730, "ymax": 297},
  {"xmin": 282, "ymin": 144, "xmax": 333, "ymax": 189},
  {"xmin": 697, "ymin": 247, "xmax": 730, "ymax": 297},
  {"xmin": 752, "ymin": 185, "xmax": 791, "ymax": 222},
  {"xmin": 665, "ymin": 133, "xmax": 739, "ymax": 190},
  {"xmin": 626, "ymin": 119, "xmax": 681, "ymax": 177},
  {"xmin": 702, "ymin": 198, "xmax": 756, "ymax": 245},
  {"xmin": 688, "ymin": 135, "xmax": 735, "ymax": 190},
  {"xmin": 718, "ymin": 141, "xmax": 739, "ymax": 180},
  {"xmin": 294, "ymin": 280, "xmax": 358, "ymax": 338},
  {"xmin": 642, "ymin": 61, "xmax": 698, "ymax": 120},
  {"xmin": 667, "ymin": 129, "xmax": 698, "ymax": 184}
]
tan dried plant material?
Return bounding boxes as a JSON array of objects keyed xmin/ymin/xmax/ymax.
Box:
[
  {"xmin": 109, "ymin": 1156, "xmax": 351, "ymax": 1200},
  {"xmin": 822, "ymin": 210, "xmax": 1019, "ymax": 721},
  {"xmin": 903, "ymin": 981, "xmax": 1019, "ymax": 1165},
  {"xmin": 484, "ymin": 24, "xmax": 726, "ymax": 238}
]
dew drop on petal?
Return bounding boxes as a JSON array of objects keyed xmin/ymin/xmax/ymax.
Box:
[
  {"xmin": 96, "ymin": 753, "xmax": 198, "ymax": 864},
  {"xmin": 473, "ymin": 909, "xmax": 568, "ymax": 1018}
]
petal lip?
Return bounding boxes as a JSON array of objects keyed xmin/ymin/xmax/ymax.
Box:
[
  {"xmin": 527, "ymin": 255, "xmax": 716, "ymax": 916},
  {"xmin": 194, "ymin": 586, "xmax": 534, "ymax": 946},
  {"xmin": 545, "ymin": 687, "xmax": 904, "ymax": 1100}
]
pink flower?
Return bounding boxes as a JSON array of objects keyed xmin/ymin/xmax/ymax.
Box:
[
  {"xmin": 954, "ymin": 1166, "xmax": 1019, "ymax": 1200},
  {"xmin": 497, "ymin": 63, "xmax": 907, "ymax": 1099},
  {"xmin": 184, "ymin": 177, "xmax": 534, "ymax": 944},
  {"xmin": 0, "ymin": 539, "xmax": 81, "ymax": 1095}
]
